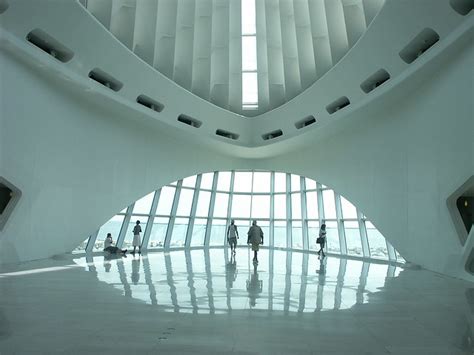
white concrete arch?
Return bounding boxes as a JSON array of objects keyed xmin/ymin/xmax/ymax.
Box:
[{"xmin": 0, "ymin": 0, "xmax": 472, "ymax": 284}]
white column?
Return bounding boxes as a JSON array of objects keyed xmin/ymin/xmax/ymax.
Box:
[
  {"xmin": 191, "ymin": 0, "xmax": 213, "ymax": 100},
  {"xmin": 185, "ymin": 175, "xmax": 202, "ymax": 248},
  {"xmin": 209, "ymin": 0, "xmax": 230, "ymax": 109},
  {"xmin": 228, "ymin": 0, "xmax": 242, "ymax": 112},
  {"xmin": 256, "ymin": 0, "xmax": 270, "ymax": 110},
  {"xmin": 286, "ymin": 173, "xmax": 292, "ymax": 249},
  {"xmin": 293, "ymin": 0, "xmax": 317, "ymax": 89},
  {"xmin": 173, "ymin": 0, "xmax": 196, "ymax": 90},
  {"xmin": 279, "ymin": 0, "xmax": 301, "ymax": 100},
  {"xmin": 307, "ymin": 0, "xmax": 333, "ymax": 78},
  {"xmin": 117, "ymin": 204, "xmax": 134, "ymax": 248},
  {"xmin": 325, "ymin": 0, "xmax": 349, "ymax": 64},
  {"xmin": 204, "ymin": 172, "xmax": 218, "ymax": 246},
  {"xmin": 300, "ymin": 176, "xmax": 309, "ymax": 250},
  {"xmin": 142, "ymin": 189, "xmax": 160, "ymax": 250},
  {"xmin": 153, "ymin": 0, "xmax": 178, "ymax": 79},
  {"xmin": 264, "ymin": 0, "xmax": 286, "ymax": 109},
  {"xmin": 110, "ymin": 0, "xmax": 137, "ymax": 50},
  {"xmin": 357, "ymin": 210, "xmax": 370, "ymax": 257},
  {"xmin": 132, "ymin": 0, "xmax": 158, "ymax": 65},
  {"xmin": 334, "ymin": 193, "xmax": 347, "ymax": 254},
  {"xmin": 164, "ymin": 180, "xmax": 182, "ymax": 250},
  {"xmin": 342, "ymin": 0, "xmax": 367, "ymax": 47}
]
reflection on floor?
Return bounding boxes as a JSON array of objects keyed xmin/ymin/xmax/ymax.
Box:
[
  {"xmin": 75, "ymin": 249, "xmax": 400, "ymax": 314},
  {"xmin": 0, "ymin": 248, "xmax": 472, "ymax": 354}
]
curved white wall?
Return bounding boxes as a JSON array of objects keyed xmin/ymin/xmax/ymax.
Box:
[
  {"xmin": 252, "ymin": 38, "xmax": 474, "ymax": 280},
  {"xmin": 0, "ymin": 1, "xmax": 472, "ymax": 282}
]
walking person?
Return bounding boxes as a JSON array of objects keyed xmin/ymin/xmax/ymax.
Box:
[
  {"xmin": 227, "ymin": 219, "xmax": 239, "ymax": 254},
  {"xmin": 317, "ymin": 223, "xmax": 327, "ymax": 259},
  {"xmin": 247, "ymin": 220, "xmax": 263, "ymax": 264},
  {"xmin": 132, "ymin": 220, "xmax": 142, "ymax": 254}
]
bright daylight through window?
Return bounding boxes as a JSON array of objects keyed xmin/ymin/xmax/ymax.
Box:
[
  {"xmin": 77, "ymin": 171, "xmax": 404, "ymax": 264},
  {"xmin": 242, "ymin": 0, "xmax": 258, "ymax": 110}
]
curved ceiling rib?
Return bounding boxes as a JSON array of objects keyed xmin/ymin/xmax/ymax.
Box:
[{"xmin": 84, "ymin": 0, "xmax": 385, "ymax": 117}]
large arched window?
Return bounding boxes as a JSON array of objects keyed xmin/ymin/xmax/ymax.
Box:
[{"xmin": 76, "ymin": 171, "xmax": 404, "ymax": 262}]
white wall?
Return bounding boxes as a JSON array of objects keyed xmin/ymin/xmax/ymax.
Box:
[
  {"xmin": 0, "ymin": 12, "xmax": 472, "ymax": 281},
  {"xmin": 253, "ymin": 40, "xmax": 474, "ymax": 279},
  {"xmin": 0, "ymin": 51, "xmax": 246, "ymax": 264}
]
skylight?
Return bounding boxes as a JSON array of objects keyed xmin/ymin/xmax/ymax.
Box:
[{"xmin": 242, "ymin": 0, "xmax": 258, "ymax": 110}]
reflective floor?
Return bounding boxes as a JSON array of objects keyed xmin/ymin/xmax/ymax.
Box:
[{"xmin": 0, "ymin": 248, "xmax": 473, "ymax": 354}]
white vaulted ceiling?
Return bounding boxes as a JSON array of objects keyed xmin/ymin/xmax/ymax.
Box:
[{"xmin": 83, "ymin": 0, "xmax": 385, "ymax": 117}]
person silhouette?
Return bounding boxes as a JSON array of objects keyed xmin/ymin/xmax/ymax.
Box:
[{"xmin": 247, "ymin": 220, "xmax": 264, "ymax": 264}]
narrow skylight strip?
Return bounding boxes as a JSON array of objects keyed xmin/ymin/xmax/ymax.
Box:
[
  {"xmin": 242, "ymin": 0, "xmax": 258, "ymax": 110},
  {"xmin": 241, "ymin": 0, "xmax": 256, "ymax": 35}
]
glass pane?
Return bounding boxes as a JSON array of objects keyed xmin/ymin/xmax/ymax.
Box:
[
  {"xmin": 274, "ymin": 173, "xmax": 286, "ymax": 193},
  {"xmin": 217, "ymin": 171, "xmax": 231, "ymax": 191},
  {"xmin": 274, "ymin": 194, "xmax": 286, "ymax": 219},
  {"xmin": 196, "ymin": 191, "xmax": 211, "ymax": 217},
  {"xmin": 190, "ymin": 218, "xmax": 207, "ymax": 246},
  {"xmin": 341, "ymin": 196, "xmax": 357, "ymax": 219},
  {"xmin": 252, "ymin": 172, "xmax": 270, "ymax": 193},
  {"xmin": 148, "ymin": 217, "xmax": 168, "ymax": 248},
  {"xmin": 176, "ymin": 188, "xmax": 194, "ymax": 216},
  {"xmin": 233, "ymin": 172, "xmax": 253, "ymax": 192},
  {"xmin": 291, "ymin": 193, "xmax": 301, "ymax": 219},
  {"xmin": 291, "ymin": 174, "xmax": 300, "ymax": 192},
  {"xmin": 242, "ymin": 72, "xmax": 258, "ymax": 104},
  {"xmin": 123, "ymin": 217, "xmax": 148, "ymax": 249},
  {"xmin": 241, "ymin": 0, "xmax": 256, "ymax": 35},
  {"xmin": 170, "ymin": 218, "xmax": 188, "ymax": 247},
  {"xmin": 259, "ymin": 220, "xmax": 269, "ymax": 245},
  {"xmin": 231, "ymin": 194, "xmax": 251, "ymax": 219},
  {"xmin": 345, "ymin": 221, "xmax": 362, "ymax": 256},
  {"xmin": 97, "ymin": 215, "xmax": 125, "ymax": 250},
  {"xmin": 209, "ymin": 219, "xmax": 226, "ymax": 246},
  {"xmin": 366, "ymin": 221, "xmax": 388, "ymax": 260},
  {"xmin": 156, "ymin": 186, "xmax": 176, "ymax": 215},
  {"xmin": 322, "ymin": 190, "xmax": 336, "ymax": 219},
  {"xmin": 308, "ymin": 220, "xmax": 320, "ymax": 250},
  {"xmin": 200, "ymin": 173, "xmax": 214, "ymax": 189},
  {"xmin": 274, "ymin": 221, "xmax": 287, "ymax": 248},
  {"xmin": 292, "ymin": 221, "xmax": 303, "ymax": 249},
  {"xmin": 306, "ymin": 191, "xmax": 319, "ymax": 219},
  {"xmin": 133, "ymin": 192, "xmax": 154, "ymax": 214},
  {"xmin": 120, "ymin": 207, "xmax": 127, "ymax": 214},
  {"xmin": 305, "ymin": 178, "xmax": 316, "ymax": 190},
  {"xmin": 251, "ymin": 195, "xmax": 270, "ymax": 219},
  {"xmin": 182, "ymin": 175, "xmax": 197, "ymax": 188},
  {"xmin": 237, "ymin": 220, "xmax": 251, "ymax": 234},
  {"xmin": 242, "ymin": 36, "xmax": 257, "ymax": 71},
  {"xmin": 213, "ymin": 193, "xmax": 229, "ymax": 218},
  {"xmin": 325, "ymin": 221, "xmax": 340, "ymax": 253}
]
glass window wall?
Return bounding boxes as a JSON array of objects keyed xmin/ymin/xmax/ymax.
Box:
[{"xmin": 87, "ymin": 171, "xmax": 401, "ymax": 263}]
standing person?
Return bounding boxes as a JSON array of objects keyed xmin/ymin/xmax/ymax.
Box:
[
  {"xmin": 103, "ymin": 233, "xmax": 127, "ymax": 255},
  {"xmin": 132, "ymin": 220, "xmax": 142, "ymax": 254},
  {"xmin": 227, "ymin": 219, "xmax": 239, "ymax": 254},
  {"xmin": 317, "ymin": 223, "xmax": 327, "ymax": 259},
  {"xmin": 247, "ymin": 220, "xmax": 263, "ymax": 264}
]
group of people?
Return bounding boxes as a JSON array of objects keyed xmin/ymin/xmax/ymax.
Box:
[
  {"xmin": 227, "ymin": 219, "xmax": 264, "ymax": 263},
  {"xmin": 103, "ymin": 219, "xmax": 328, "ymax": 262},
  {"xmin": 103, "ymin": 220, "xmax": 142, "ymax": 256},
  {"xmin": 226, "ymin": 220, "xmax": 327, "ymax": 262}
]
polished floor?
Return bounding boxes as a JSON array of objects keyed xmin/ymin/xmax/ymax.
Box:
[{"xmin": 0, "ymin": 248, "xmax": 472, "ymax": 354}]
